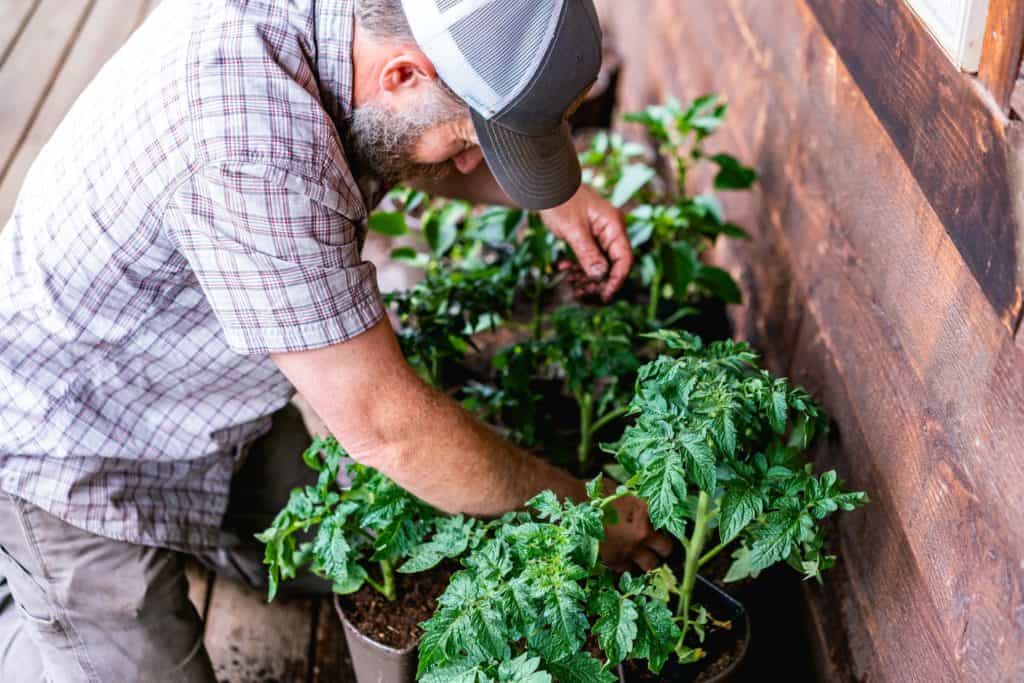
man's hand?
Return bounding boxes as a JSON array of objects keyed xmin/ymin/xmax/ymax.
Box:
[
  {"xmin": 540, "ymin": 184, "xmax": 634, "ymax": 301},
  {"xmin": 601, "ymin": 492, "xmax": 674, "ymax": 573}
]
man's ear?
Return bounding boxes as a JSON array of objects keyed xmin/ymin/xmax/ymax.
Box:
[{"xmin": 379, "ymin": 50, "xmax": 437, "ymax": 95}]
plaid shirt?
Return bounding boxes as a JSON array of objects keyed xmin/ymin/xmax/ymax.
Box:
[{"xmin": 0, "ymin": 0, "xmax": 384, "ymax": 551}]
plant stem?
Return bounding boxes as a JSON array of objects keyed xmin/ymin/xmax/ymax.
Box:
[
  {"xmin": 698, "ymin": 539, "xmax": 730, "ymax": 568},
  {"xmin": 647, "ymin": 265, "xmax": 663, "ymax": 324},
  {"xmin": 577, "ymin": 391, "xmax": 594, "ymax": 465},
  {"xmin": 678, "ymin": 491, "xmax": 711, "ymax": 645},
  {"xmin": 591, "ymin": 405, "xmax": 630, "ymax": 435},
  {"xmin": 429, "ymin": 355, "xmax": 441, "ymax": 389},
  {"xmin": 366, "ymin": 560, "xmax": 397, "ymax": 602}
]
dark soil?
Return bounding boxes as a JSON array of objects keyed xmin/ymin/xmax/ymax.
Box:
[{"xmin": 338, "ymin": 564, "xmax": 453, "ymax": 650}]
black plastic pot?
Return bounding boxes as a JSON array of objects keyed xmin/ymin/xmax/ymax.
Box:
[
  {"xmin": 336, "ymin": 596, "xmax": 418, "ymax": 683},
  {"xmin": 619, "ymin": 576, "xmax": 751, "ymax": 682}
]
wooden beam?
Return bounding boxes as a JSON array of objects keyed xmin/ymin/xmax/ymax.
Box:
[
  {"xmin": 0, "ymin": 0, "xmax": 38, "ymax": 70},
  {"xmin": 0, "ymin": 0, "xmax": 148, "ymax": 223},
  {"xmin": 804, "ymin": 0, "xmax": 1023, "ymax": 328},
  {"xmin": 978, "ymin": 0, "xmax": 1024, "ymax": 111},
  {"xmin": 0, "ymin": 0, "xmax": 93, "ymax": 196},
  {"xmin": 601, "ymin": 1, "xmax": 1024, "ymax": 678}
]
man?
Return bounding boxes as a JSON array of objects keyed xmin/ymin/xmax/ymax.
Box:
[{"xmin": 0, "ymin": 0, "xmax": 670, "ymax": 680}]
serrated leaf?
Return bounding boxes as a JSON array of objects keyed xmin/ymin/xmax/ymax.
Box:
[
  {"xmin": 544, "ymin": 653, "xmax": 616, "ymax": 683},
  {"xmin": 719, "ymin": 486, "xmax": 764, "ymax": 543},
  {"xmin": 593, "ymin": 590, "xmax": 639, "ymax": 665},
  {"xmin": 631, "ymin": 597, "xmax": 680, "ymax": 673},
  {"xmin": 696, "ymin": 266, "xmax": 742, "ymax": 304},
  {"xmin": 638, "ymin": 452, "xmax": 688, "ymax": 539},
  {"xmin": 680, "ymin": 433, "xmax": 717, "ymax": 493},
  {"xmin": 769, "ymin": 389, "xmax": 788, "ymax": 434},
  {"xmin": 497, "ymin": 654, "xmax": 552, "ymax": 683}
]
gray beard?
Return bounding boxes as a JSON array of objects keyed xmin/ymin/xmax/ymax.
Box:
[{"xmin": 345, "ymin": 100, "xmax": 461, "ymax": 191}]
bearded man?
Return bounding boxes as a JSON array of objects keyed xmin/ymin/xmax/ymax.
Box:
[{"xmin": 0, "ymin": 1, "xmax": 670, "ymax": 680}]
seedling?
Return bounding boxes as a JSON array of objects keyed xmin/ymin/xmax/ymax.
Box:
[
  {"xmin": 621, "ymin": 95, "xmax": 757, "ymax": 324},
  {"xmin": 544, "ymin": 302, "xmax": 644, "ymax": 465},
  {"xmin": 257, "ymin": 437, "xmax": 478, "ymax": 602},
  {"xmin": 417, "ymin": 481, "xmax": 679, "ymax": 682},
  {"xmin": 603, "ymin": 331, "xmax": 868, "ymax": 653}
]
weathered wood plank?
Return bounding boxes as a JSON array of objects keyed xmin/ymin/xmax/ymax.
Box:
[
  {"xmin": 311, "ymin": 597, "xmax": 355, "ymax": 683},
  {"xmin": 979, "ymin": 0, "xmax": 1024, "ymax": 111},
  {"xmin": 0, "ymin": 0, "xmax": 38, "ymax": 70},
  {"xmin": 0, "ymin": 0, "xmax": 148, "ymax": 223},
  {"xmin": 598, "ymin": 1, "xmax": 1024, "ymax": 680},
  {"xmin": 203, "ymin": 578, "xmax": 314, "ymax": 682},
  {"xmin": 0, "ymin": 0, "xmax": 93, "ymax": 183},
  {"xmin": 804, "ymin": 0, "xmax": 1022, "ymax": 327}
]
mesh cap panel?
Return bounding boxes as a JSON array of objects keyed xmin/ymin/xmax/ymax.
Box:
[
  {"xmin": 403, "ymin": 0, "xmax": 565, "ymax": 117},
  {"xmin": 448, "ymin": 0, "xmax": 559, "ymax": 101}
]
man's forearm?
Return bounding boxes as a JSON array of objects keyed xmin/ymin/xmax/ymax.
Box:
[
  {"xmin": 344, "ymin": 376, "xmax": 584, "ymax": 515},
  {"xmin": 272, "ymin": 320, "xmax": 583, "ymax": 516}
]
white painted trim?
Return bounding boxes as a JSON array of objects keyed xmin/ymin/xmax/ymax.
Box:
[{"xmin": 905, "ymin": 0, "xmax": 991, "ymax": 72}]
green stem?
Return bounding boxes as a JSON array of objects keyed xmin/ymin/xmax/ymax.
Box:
[
  {"xmin": 577, "ymin": 392, "xmax": 594, "ymax": 465},
  {"xmin": 698, "ymin": 539, "xmax": 730, "ymax": 568},
  {"xmin": 678, "ymin": 491, "xmax": 711, "ymax": 645},
  {"xmin": 591, "ymin": 405, "xmax": 630, "ymax": 435},
  {"xmin": 429, "ymin": 354, "xmax": 441, "ymax": 389},
  {"xmin": 366, "ymin": 560, "xmax": 397, "ymax": 602},
  {"xmin": 647, "ymin": 265, "xmax": 663, "ymax": 324}
]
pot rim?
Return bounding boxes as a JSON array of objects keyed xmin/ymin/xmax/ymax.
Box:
[{"xmin": 334, "ymin": 594, "xmax": 420, "ymax": 657}]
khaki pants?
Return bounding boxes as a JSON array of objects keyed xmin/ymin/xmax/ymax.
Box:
[{"xmin": 0, "ymin": 405, "xmax": 328, "ymax": 682}]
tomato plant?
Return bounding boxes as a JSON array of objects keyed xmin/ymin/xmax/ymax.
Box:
[{"xmin": 257, "ymin": 437, "xmax": 480, "ymax": 602}]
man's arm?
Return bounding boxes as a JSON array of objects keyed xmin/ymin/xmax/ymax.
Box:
[{"xmin": 273, "ymin": 317, "xmax": 670, "ymax": 570}]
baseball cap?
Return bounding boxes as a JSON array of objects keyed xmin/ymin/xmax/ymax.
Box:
[{"xmin": 400, "ymin": 0, "xmax": 603, "ymax": 210}]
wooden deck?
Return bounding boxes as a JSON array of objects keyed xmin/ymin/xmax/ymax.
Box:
[{"xmin": 0, "ymin": 2, "xmax": 356, "ymax": 680}]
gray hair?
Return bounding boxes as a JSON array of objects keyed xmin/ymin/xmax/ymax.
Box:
[
  {"xmin": 355, "ymin": 0, "xmax": 466, "ymax": 108},
  {"xmin": 356, "ymin": 0, "xmax": 416, "ymax": 42}
]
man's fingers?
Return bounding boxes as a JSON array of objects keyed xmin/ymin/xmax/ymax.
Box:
[
  {"xmin": 595, "ymin": 213, "xmax": 634, "ymax": 301},
  {"xmin": 631, "ymin": 547, "xmax": 661, "ymax": 573},
  {"xmin": 645, "ymin": 532, "xmax": 674, "ymax": 559},
  {"xmin": 564, "ymin": 227, "xmax": 609, "ymax": 281}
]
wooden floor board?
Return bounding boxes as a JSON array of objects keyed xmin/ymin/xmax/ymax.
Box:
[
  {"xmin": 0, "ymin": 0, "xmax": 38, "ymax": 70},
  {"xmin": 0, "ymin": 0, "xmax": 93, "ymax": 187},
  {"xmin": 0, "ymin": 0, "xmax": 147, "ymax": 222}
]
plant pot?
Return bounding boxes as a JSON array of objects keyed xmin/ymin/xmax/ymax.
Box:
[
  {"xmin": 619, "ymin": 576, "xmax": 751, "ymax": 683},
  {"xmin": 336, "ymin": 596, "xmax": 418, "ymax": 683}
]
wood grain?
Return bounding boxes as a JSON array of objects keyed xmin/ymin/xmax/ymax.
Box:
[
  {"xmin": 0, "ymin": 0, "xmax": 93, "ymax": 185},
  {"xmin": 597, "ymin": 0, "xmax": 1024, "ymax": 680},
  {"xmin": 978, "ymin": 0, "xmax": 1024, "ymax": 111},
  {"xmin": 0, "ymin": 0, "xmax": 148, "ymax": 223},
  {"xmin": 311, "ymin": 597, "xmax": 356, "ymax": 683},
  {"xmin": 804, "ymin": 0, "xmax": 1022, "ymax": 328},
  {"xmin": 0, "ymin": 0, "xmax": 38, "ymax": 69},
  {"xmin": 203, "ymin": 578, "xmax": 314, "ymax": 682}
]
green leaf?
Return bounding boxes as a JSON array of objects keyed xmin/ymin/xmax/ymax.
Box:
[
  {"xmin": 542, "ymin": 586, "xmax": 588, "ymax": 658},
  {"xmin": 527, "ymin": 491, "xmax": 563, "ymax": 521},
  {"xmin": 593, "ymin": 590, "xmax": 639, "ymax": 665},
  {"xmin": 719, "ymin": 486, "xmax": 764, "ymax": 543},
  {"xmin": 680, "ymin": 433, "xmax": 717, "ymax": 494},
  {"xmin": 544, "ymin": 654, "xmax": 616, "ymax": 683},
  {"xmin": 697, "ymin": 266, "xmax": 742, "ymax": 304},
  {"xmin": 723, "ymin": 545, "xmax": 762, "ymax": 583},
  {"xmin": 769, "ymin": 389, "xmax": 788, "ymax": 434},
  {"xmin": 631, "ymin": 597, "xmax": 680, "ymax": 673},
  {"xmin": 711, "ymin": 153, "xmax": 758, "ymax": 190},
  {"xmin": 611, "ymin": 164, "xmax": 657, "ymax": 207},
  {"xmin": 637, "ymin": 452, "xmax": 688, "ymax": 537},
  {"xmin": 369, "ymin": 211, "xmax": 409, "ymax": 236},
  {"xmin": 663, "ymin": 242, "xmax": 700, "ymax": 297},
  {"xmin": 693, "ymin": 194, "xmax": 724, "ymax": 224},
  {"xmin": 497, "ymin": 654, "xmax": 552, "ymax": 683}
]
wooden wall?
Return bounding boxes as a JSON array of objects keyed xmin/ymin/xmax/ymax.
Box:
[{"xmin": 593, "ymin": 1, "xmax": 1024, "ymax": 680}]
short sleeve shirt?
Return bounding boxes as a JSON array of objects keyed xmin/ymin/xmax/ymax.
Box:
[{"xmin": 0, "ymin": 0, "xmax": 382, "ymax": 551}]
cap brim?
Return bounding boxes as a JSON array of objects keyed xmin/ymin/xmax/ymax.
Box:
[{"xmin": 472, "ymin": 110, "xmax": 581, "ymax": 211}]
